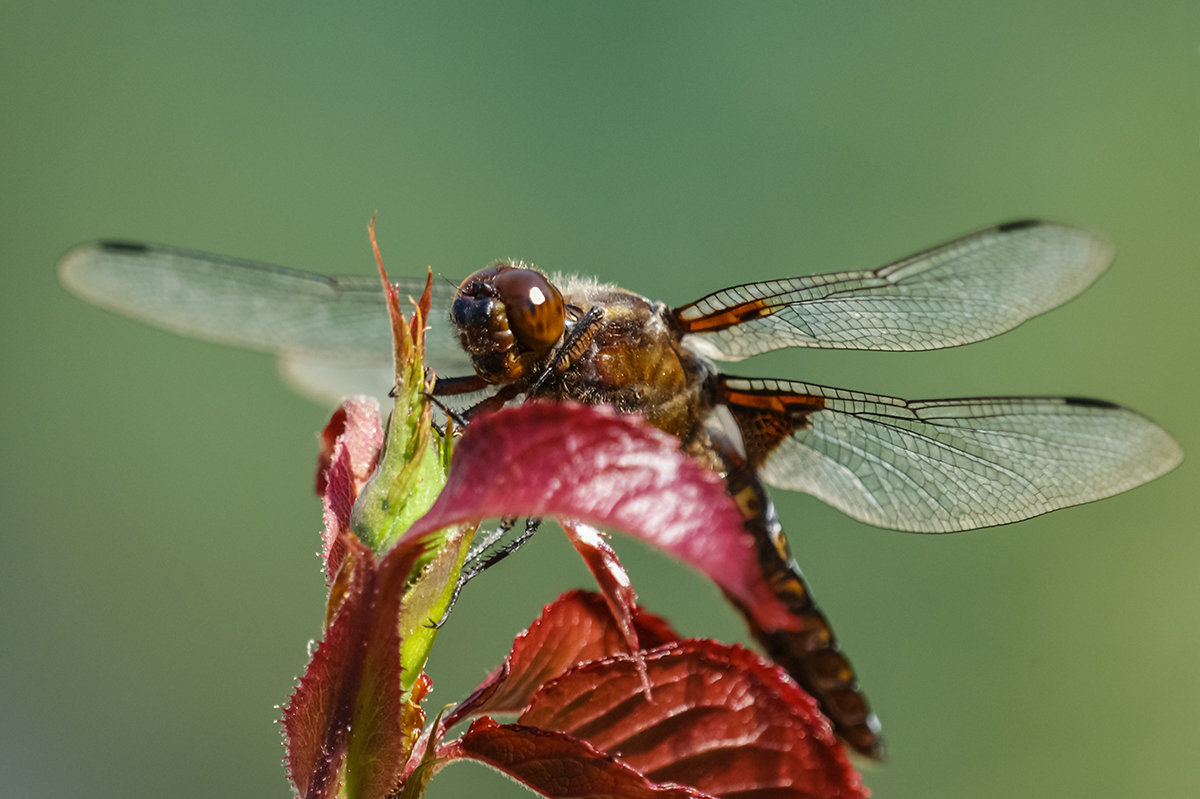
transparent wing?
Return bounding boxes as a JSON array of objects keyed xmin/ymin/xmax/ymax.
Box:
[
  {"xmin": 719, "ymin": 377, "xmax": 1182, "ymax": 532},
  {"xmin": 58, "ymin": 240, "xmax": 470, "ymax": 402},
  {"xmin": 278, "ymin": 358, "xmax": 400, "ymax": 407},
  {"xmin": 675, "ymin": 220, "xmax": 1113, "ymax": 360}
]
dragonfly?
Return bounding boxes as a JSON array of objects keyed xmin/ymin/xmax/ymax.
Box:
[{"xmin": 59, "ymin": 219, "xmax": 1182, "ymax": 760}]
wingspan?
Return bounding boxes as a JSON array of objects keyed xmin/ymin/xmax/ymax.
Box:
[
  {"xmin": 675, "ymin": 220, "xmax": 1112, "ymax": 359},
  {"xmin": 718, "ymin": 376, "xmax": 1182, "ymax": 532},
  {"xmin": 58, "ymin": 240, "xmax": 470, "ymax": 402}
]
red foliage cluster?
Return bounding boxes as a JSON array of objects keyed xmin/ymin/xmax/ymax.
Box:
[
  {"xmin": 284, "ymin": 241, "xmax": 864, "ymax": 798},
  {"xmin": 286, "ymin": 398, "xmax": 866, "ymax": 799}
]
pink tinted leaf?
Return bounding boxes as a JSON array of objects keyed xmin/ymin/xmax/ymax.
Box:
[
  {"xmin": 560, "ymin": 520, "xmax": 643, "ymax": 667},
  {"xmin": 317, "ymin": 398, "xmax": 383, "ymax": 581},
  {"xmin": 283, "ymin": 535, "xmax": 374, "ymax": 799},
  {"xmin": 283, "ymin": 533, "xmax": 431, "ymax": 799},
  {"xmin": 343, "ymin": 537, "xmax": 429, "ymax": 799},
  {"xmin": 444, "ymin": 590, "xmax": 677, "ymax": 730},
  {"xmin": 316, "ymin": 404, "xmax": 346, "ymax": 497},
  {"xmin": 316, "ymin": 397, "xmax": 384, "ymax": 497},
  {"xmin": 404, "ymin": 402, "xmax": 798, "ymax": 632},
  {"xmin": 520, "ymin": 640, "xmax": 867, "ymax": 799},
  {"xmin": 446, "ymin": 718, "xmax": 716, "ymax": 799}
]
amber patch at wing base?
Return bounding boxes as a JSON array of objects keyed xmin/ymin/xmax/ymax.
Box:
[
  {"xmin": 673, "ymin": 298, "xmax": 776, "ymax": 333},
  {"xmin": 718, "ymin": 382, "xmax": 826, "ymax": 469}
]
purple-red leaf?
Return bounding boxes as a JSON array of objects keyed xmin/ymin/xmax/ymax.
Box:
[
  {"xmin": 560, "ymin": 520, "xmax": 645, "ymax": 666},
  {"xmin": 404, "ymin": 402, "xmax": 798, "ymax": 632},
  {"xmin": 445, "ymin": 590, "xmax": 678, "ymax": 730},
  {"xmin": 316, "ymin": 397, "xmax": 383, "ymax": 497},
  {"xmin": 283, "ymin": 535, "xmax": 373, "ymax": 799},
  {"xmin": 519, "ymin": 640, "xmax": 867, "ymax": 799},
  {"xmin": 446, "ymin": 718, "xmax": 716, "ymax": 799},
  {"xmin": 282, "ymin": 535, "xmax": 430, "ymax": 799},
  {"xmin": 317, "ymin": 397, "xmax": 383, "ymax": 581},
  {"xmin": 343, "ymin": 539, "xmax": 429, "ymax": 799}
]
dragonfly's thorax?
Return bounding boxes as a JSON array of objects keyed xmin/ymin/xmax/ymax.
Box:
[{"xmin": 512, "ymin": 276, "xmax": 717, "ymax": 444}]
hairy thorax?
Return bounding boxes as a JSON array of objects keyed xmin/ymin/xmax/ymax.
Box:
[{"xmin": 541, "ymin": 277, "xmax": 716, "ymax": 445}]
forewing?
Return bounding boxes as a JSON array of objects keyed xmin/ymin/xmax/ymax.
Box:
[
  {"xmin": 719, "ymin": 377, "xmax": 1182, "ymax": 532},
  {"xmin": 675, "ymin": 220, "xmax": 1113, "ymax": 359},
  {"xmin": 58, "ymin": 241, "xmax": 469, "ymax": 401},
  {"xmin": 276, "ymin": 358, "xmax": 398, "ymax": 407}
]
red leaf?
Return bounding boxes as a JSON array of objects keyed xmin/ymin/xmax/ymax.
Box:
[
  {"xmin": 282, "ymin": 535, "xmax": 431, "ymax": 799},
  {"xmin": 343, "ymin": 538, "xmax": 430, "ymax": 799},
  {"xmin": 283, "ymin": 535, "xmax": 374, "ymax": 799},
  {"xmin": 519, "ymin": 640, "xmax": 867, "ymax": 799},
  {"xmin": 560, "ymin": 520, "xmax": 644, "ymax": 669},
  {"xmin": 317, "ymin": 397, "xmax": 383, "ymax": 581},
  {"xmin": 445, "ymin": 591, "xmax": 678, "ymax": 730},
  {"xmin": 446, "ymin": 718, "xmax": 716, "ymax": 799},
  {"xmin": 316, "ymin": 404, "xmax": 346, "ymax": 497},
  {"xmin": 316, "ymin": 398, "xmax": 384, "ymax": 501},
  {"xmin": 404, "ymin": 403, "xmax": 799, "ymax": 632}
]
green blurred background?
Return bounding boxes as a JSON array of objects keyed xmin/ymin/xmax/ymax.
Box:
[{"xmin": 3, "ymin": 3, "xmax": 1196, "ymax": 797}]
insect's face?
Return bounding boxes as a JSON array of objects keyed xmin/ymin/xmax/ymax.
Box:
[{"xmin": 450, "ymin": 261, "xmax": 566, "ymax": 384}]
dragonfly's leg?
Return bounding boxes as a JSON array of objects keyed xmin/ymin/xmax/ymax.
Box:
[
  {"xmin": 464, "ymin": 517, "xmax": 517, "ymax": 564},
  {"xmin": 427, "ymin": 517, "xmax": 542, "ymax": 629},
  {"xmin": 530, "ymin": 306, "xmax": 604, "ymax": 393},
  {"xmin": 431, "ymin": 373, "xmax": 490, "ymax": 396},
  {"xmin": 423, "ymin": 390, "xmax": 470, "ymax": 429},
  {"xmin": 473, "ymin": 517, "xmax": 542, "ymax": 570},
  {"xmin": 424, "ymin": 518, "xmax": 514, "ymax": 629}
]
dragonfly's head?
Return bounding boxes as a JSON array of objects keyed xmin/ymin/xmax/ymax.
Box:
[{"xmin": 451, "ymin": 260, "xmax": 566, "ymax": 384}]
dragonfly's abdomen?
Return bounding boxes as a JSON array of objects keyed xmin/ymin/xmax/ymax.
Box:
[{"xmin": 722, "ymin": 464, "xmax": 884, "ymax": 761}]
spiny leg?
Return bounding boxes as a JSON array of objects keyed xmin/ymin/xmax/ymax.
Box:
[
  {"xmin": 427, "ymin": 517, "xmax": 543, "ymax": 628},
  {"xmin": 424, "ymin": 389, "xmax": 471, "ymax": 429},
  {"xmin": 529, "ymin": 306, "xmax": 605, "ymax": 393}
]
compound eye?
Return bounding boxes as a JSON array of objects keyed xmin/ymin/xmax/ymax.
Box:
[{"xmin": 493, "ymin": 267, "xmax": 565, "ymax": 356}]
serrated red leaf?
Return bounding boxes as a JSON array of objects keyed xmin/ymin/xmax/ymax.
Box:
[
  {"xmin": 282, "ymin": 534, "xmax": 430, "ymax": 799},
  {"xmin": 519, "ymin": 640, "xmax": 867, "ymax": 799},
  {"xmin": 403, "ymin": 403, "xmax": 798, "ymax": 632},
  {"xmin": 343, "ymin": 537, "xmax": 430, "ymax": 799},
  {"xmin": 317, "ymin": 397, "xmax": 383, "ymax": 581},
  {"xmin": 316, "ymin": 397, "xmax": 383, "ymax": 496},
  {"xmin": 445, "ymin": 591, "xmax": 678, "ymax": 731},
  {"xmin": 283, "ymin": 534, "xmax": 373, "ymax": 799},
  {"xmin": 446, "ymin": 718, "xmax": 717, "ymax": 799},
  {"xmin": 560, "ymin": 521, "xmax": 644, "ymax": 666}
]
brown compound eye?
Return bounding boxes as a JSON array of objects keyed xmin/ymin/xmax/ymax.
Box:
[{"xmin": 492, "ymin": 267, "xmax": 565, "ymax": 357}]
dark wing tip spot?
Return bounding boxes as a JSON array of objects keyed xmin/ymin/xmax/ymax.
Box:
[
  {"xmin": 1064, "ymin": 396, "xmax": 1120, "ymax": 409},
  {"xmin": 996, "ymin": 219, "xmax": 1043, "ymax": 233},
  {"xmin": 98, "ymin": 240, "xmax": 150, "ymax": 254}
]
